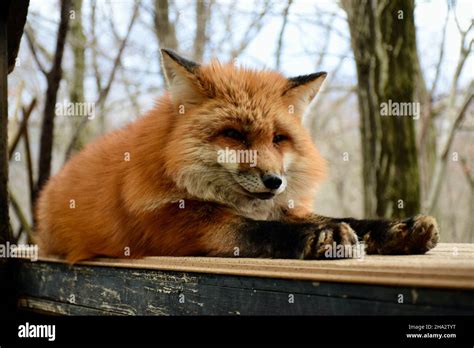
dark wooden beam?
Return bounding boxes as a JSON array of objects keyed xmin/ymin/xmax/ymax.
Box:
[
  {"xmin": 0, "ymin": 0, "xmax": 30, "ymax": 317},
  {"xmin": 6, "ymin": 0, "xmax": 30, "ymax": 74},
  {"xmin": 16, "ymin": 260, "xmax": 474, "ymax": 315},
  {"xmin": 15, "ymin": 244, "xmax": 473, "ymax": 315},
  {"xmin": 0, "ymin": 0, "xmax": 11, "ymax": 247},
  {"xmin": 0, "ymin": 0, "xmax": 10, "ymax": 319},
  {"xmin": 0, "ymin": 0, "xmax": 30, "ymax": 244}
]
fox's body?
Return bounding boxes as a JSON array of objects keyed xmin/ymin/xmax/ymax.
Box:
[{"xmin": 36, "ymin": 50, "xmax": 439, "ymax": 263}]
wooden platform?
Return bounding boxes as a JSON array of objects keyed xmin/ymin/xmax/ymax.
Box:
[{"xmin": 15, "ymin": 243, "xmax": 474, "ymax": 315}]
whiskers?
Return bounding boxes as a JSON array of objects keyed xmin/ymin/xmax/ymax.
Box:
[{"xmin": 177, "ymin": 164, "xmax": 244, "ymax": 198}]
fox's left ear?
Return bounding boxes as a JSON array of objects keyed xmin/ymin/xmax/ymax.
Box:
[
  {"xmin": 283, "ymin": 72, "xmax": 327, "ymax": 115},
  {"xmin": 160, "ymin": 48, "xmax": 204, "ymax": 110}
]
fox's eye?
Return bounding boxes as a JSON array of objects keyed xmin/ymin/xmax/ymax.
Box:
[
  {"xmin": 222, "ymin": 128, "xmax": 246, "ymax": 142},
  {"xmin": 273, "ymin": 134, "xmax": 288, "ymax": 143}
]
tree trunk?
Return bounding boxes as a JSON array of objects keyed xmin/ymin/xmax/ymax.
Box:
[
  {"xmin": 34, "ymin": 0, "xmax": 72, "ymax": 203},
  {"xmin": 154, "ymin": 0, "xmax": 178, "ymax": 51},
  {"xmin": 193, "ymin": 0, "xmax": 212, "ymax": 61},
  {"xmin": 342, "ymin": 0, "xmax": 420, "ymax": 219},
  {"xmin": 415, "ymin": 51, "xmax": 437, "ymax": 204},
  {"xmin": 66, "ymin": 0, "xmax": 89, "ymax": 160}
]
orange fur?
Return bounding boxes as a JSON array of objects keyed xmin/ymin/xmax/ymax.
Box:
[{"xmin": 35, "ymin": 53, "xmax": 327, "ymax": 263}]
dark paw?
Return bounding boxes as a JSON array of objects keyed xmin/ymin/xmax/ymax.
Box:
[
  {"xmin": 364, "ymin": 214, "xmax": 439, "ymax": 255},
  {"xmin": 302, "ymin": 223, "xmax": 359, "ymax": 259}
]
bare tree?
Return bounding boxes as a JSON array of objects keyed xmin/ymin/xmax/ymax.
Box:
[
  {"xmin": 425, "ymin": 13, "xmax": 473, "ymax": 213},
  {"xmin": 342, "ymin": 0, "xmax": 420, "ymax": 219},
  {"xmin": 65, "ymin": 1, "xmax": 140, "ymax": 157},
  {"xmin": 426, "ymin": 82, "xmax": 473, "ymax": 213},
  {"xmin": 66, "ymin": 0, "xmax": 89, "ymax": 158},
  {"xmin": 193, "ymin": 0, "xmax": 213, "ymax": 61},
  {"xmin": 154, "ymin": 0, "xmax": 178, "ymax": 51},
  {"xmin": 275, "ymin": 0, "xmax": 293, "ymax": 70},
  {"xmin": 416, "ymin": 2, "xmax": 473, "ymax": 214},
  {"xmin": 459, "ymin": 157, "xmax": 474, "ymax": 242},
  {"xmin": 229, "ymin": 0, "xmax": 271, "ymax": 59},
  {"xmin": 34, "ymin": 0, "xmax": 72, "ymax": 202}
]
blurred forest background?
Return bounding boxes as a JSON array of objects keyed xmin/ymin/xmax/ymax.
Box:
[{"xmin": 5, "ymin": 0, "xmax": 474, "ymax": 243}]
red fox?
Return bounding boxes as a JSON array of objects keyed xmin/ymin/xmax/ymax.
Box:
[{"xmin": 35, "ymin": 49, "xmax": 439, "ymax": 263}]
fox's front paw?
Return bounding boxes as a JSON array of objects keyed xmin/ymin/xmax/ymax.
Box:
[
  {"xmin": 365, "ymin": 214, "xmax": 439, "ymax": 255},
  {"xmin": 411, "ymin": 215, "xmax": 440, "ymax": 252},
  {"xmin": 302, "ymin": 223, "xmax": 359, "ymax": 259}
]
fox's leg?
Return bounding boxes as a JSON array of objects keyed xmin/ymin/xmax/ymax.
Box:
[
  {"xmin": 144, "ymin": 203, "xmax": 359, "ymax": 259},
  {"xmin": 227, "ymin": 218, "xmax": 359, "ymax": 259},
  {"xmin": 299, "ymin": 214, "xmax": 439, "ymax": 255}
]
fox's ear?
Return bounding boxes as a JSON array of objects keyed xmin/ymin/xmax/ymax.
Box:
[
  {"xmin": 283, "ymin": 72, "xmax": 327, "ymax": 115},
  {"xmin": 160, "ymin": 49, "xmax": 203, "ymax": 109}
]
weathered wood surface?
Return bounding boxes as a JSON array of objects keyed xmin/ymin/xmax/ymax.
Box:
[
  {"xmin": 37, "ymin": 243, "xmax": 474, "ymax": 289},
  {"xmin": 15, "ymin": 243, "xmax": 474, "ymax": 316}
]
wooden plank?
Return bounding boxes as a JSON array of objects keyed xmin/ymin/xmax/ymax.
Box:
[
  {"xmin": 18, "ymin": 297, "xmax": 117, "ymax": 316},
  {"xmin": 16, "ymin": 261, "xmax": 474, "ymax": 315},
  {"xmin": 36, "ymin": 243, "xmax": 474, "ymax": 289}
]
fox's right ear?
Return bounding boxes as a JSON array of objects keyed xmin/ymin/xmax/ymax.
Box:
[
  {"xmin": 283, "ymin": 72, "xmax": 327, "ymax": 116},
  {"xmin": 160, "ymin": 49, "xmax": 203, "ymax": 110}
]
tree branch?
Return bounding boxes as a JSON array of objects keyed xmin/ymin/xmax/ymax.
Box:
[
  {"xmin": 459, "ymin": 157, "xmax": 474, "ymax": 189},
  {"xmin": 90, "ymin": 0, "xmax": 102, "ymax": 93},
  {"xmin": 427, "ymin": 81, "xmax": 473, "ymax": 213},
  {"xmin": 65, "ymin": 1, "xmax": 140, "ymax": 159},
  {"xmin": 97, "ymin": 1, "xmax": 139, "ymax": 109},
  {"xmin": 9, "ymin": 190, "xmax": 33, "ymax": 243},
  {"xmin": 230, "ymin": 0, "xmax": 271, "ymax": 58},
  {"xmin": 275, "ymin": 0, "xmax": 293, "ymax": 70},
  {"xmin": 440, "ymin": 82, "xmax": 474, "ymax": 160},
  {"xmin": 193, "ymin": 0, "xmax": 213, "ymax": 61},
  {"xmin": 154, "ymin": 0, "xmax": 178, "ymax": 50},
  {"xmin": 8, "ymin": 98, "xmax": 36, "ymax": 160},
  {"xmin": 25, "ymin": 28, "xmax": 48, "ymax": 76},
  {"xmin": 429, "ymin": 3, "xmax": 450, "ymax": 97},
  {"xmin": 35, "ymin": 0, "xmax": 72, "ymax": 202}
]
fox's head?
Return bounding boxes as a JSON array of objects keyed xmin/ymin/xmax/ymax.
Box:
[{"xmin": 161, "ymin": 49, "xmax": 327, "ymax": 217}]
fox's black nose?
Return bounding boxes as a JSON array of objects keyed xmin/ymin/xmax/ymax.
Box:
[{"xmin": 262, "ymin": 174, "xmax": 282, "ymax": 190}]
